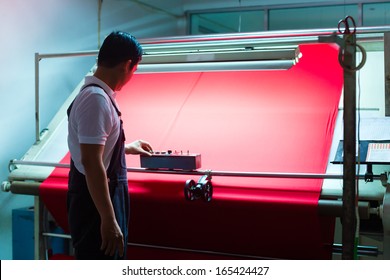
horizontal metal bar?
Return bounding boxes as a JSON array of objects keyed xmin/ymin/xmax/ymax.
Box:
[
  {"xmin": 140, "ymin": 26, "xmax": 390, "ymax": 45},
  {"xmin": 40, "ymin": 232, "xmax": 381, "ymax": 258},
  {"xmin": 126, "ymin": 242, "xmax": 274, "ymax": 259},
  {"xmin": 132, "ymin": 242, "xmax": 381, "ymax": 258},
  {"xmin": 42, "ymin": 232, "xmax": 71, "ymax": 239},
  {"xmin": 40, "ymin": 232, "xmax": 275, "ymax": 259},
  {"xmin": 141, "ymin": 48, "xmax": 299, "ymax": 63},
  {"xmin": 138, "ymin": 60, "xmax": 295, "ymax": 72},
  {"xmin": 332, "ymin": 243, "xmax": 381, "ymax": 257},
  {"xmin": 128, "ymin": 168, "xmax": 347, "ymax": 179},
  {"xmin": 9, "ymin": 159, "xmax": 383, "ymax": 180},
  {"xmin": 35, "ymin": 26, "xmax": 390, "ymax": 62},
  {"xmin": 10, "ymin": 160, "xmax": 70, "ymax": 169},
  {"xmin": 37, "ymin": 50, "xmax": 98, "ymax": 59}
]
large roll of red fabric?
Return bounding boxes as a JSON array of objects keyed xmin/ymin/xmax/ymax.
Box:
[{"xmin": 40, "ymin": 43, "xmax": 343, "ymax": 259}]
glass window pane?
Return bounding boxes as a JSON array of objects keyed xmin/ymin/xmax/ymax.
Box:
[
  {"xmin": 269, "ymin": 5, "xmax": 358, "ymax": 30},
  {"xmin": 363, "ymin": 3, "xmax": 390, "ymax": 26},
  {"xmin": 190, "ymin": 10, "xmax": 264, "ymax": 35}
]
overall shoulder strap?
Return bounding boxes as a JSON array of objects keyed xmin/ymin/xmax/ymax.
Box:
[{"xmin": 67, "ymin": 83, "xmax": 121, "ymax": 117}]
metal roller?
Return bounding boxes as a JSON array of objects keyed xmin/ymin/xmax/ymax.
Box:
[
  {"xmin": 318, "ymin": 200, "xmax": 371, "ymax": 219},
  {"xmin": 3, "ymin": 181, "xmax": 41, "ymax": 196},
  {"xmin": 5, "ymin": 179, "xmax": 375, "ymax": 219}
]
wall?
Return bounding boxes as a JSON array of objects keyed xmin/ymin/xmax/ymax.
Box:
[
  {"xmin": 0, "ymin": 0, "xmax": 185, "ymax": 260},
  {"xmin": 0, "ymin": 0, "xmax": 96, "ymax": 260}
]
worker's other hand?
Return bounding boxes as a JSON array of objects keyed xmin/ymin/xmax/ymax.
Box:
[
  {"xmin": 125, "ymin": 140, "xmax": 153, "ymax": 156},
  {"xmin": 100, "ymin": 217, "xmax": 124, "ymax": 257}
]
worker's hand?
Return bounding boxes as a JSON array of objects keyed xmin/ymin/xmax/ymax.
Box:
[
  {"xmin": 125, "ymin": 140, "xmax": 153, "ymax": 156},
  {"xmin": 100, "ymin": 217, "xmax": 124, "ymax": 258}
]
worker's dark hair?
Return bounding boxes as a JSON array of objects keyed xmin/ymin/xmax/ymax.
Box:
[{"xmin": 97, "ymin": 31, "xmax": 143, "ymax": 68}]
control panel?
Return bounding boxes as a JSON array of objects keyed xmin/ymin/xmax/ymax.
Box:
[{"xmin": 140, "ymin": 150, "xmax": 201, "ymax": 170}]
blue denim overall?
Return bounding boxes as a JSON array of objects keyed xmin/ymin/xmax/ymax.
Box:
[{"xmin": 67, "ymin": 84, "xmax": 129, "ymax": 260}]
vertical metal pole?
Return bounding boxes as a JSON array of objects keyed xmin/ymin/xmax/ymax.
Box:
[
  {"xmin": 385, "ymin": 33, "xmax": 390, "ymax": 117},
  {"xmin": 34, "ymin": 53, "xmax": 40, "ymax": 143},
  {"xmin": 342, "ymin": 33, "xmax": 357, "ymax": 260},
  {"xmin": 384, "ymin": 32, "xmax": 390, "ymax": 258},
  {"xmin": 264, "ymin": 8, "xmax": 269, "ymax": 31},
  {"xmin": 383, "ymin": 185, "xmax": 390, "ymax": 259},
  {"xmin": 357, "ymin": 3, "xmax": 363, "ymax": 27},
  {"xmin": 34, "ymin": 196, "xmax": 45, "ymax": 259}
]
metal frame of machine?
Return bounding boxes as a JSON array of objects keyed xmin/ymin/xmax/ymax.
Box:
[{"xmin": 2, "ymin": 26, "xmax": 390, "ymax": 260}]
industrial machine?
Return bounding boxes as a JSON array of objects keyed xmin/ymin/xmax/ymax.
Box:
[{"xmin": 3, "ymin": 24, "xmax": 390, "ymax": 260}]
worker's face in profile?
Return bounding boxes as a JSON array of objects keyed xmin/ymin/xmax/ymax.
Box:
[
  {"xmin": 129, "ymin": 63, "xmax": 138, "ymax": 76},
  {"xmin": 117, "ymin": 61, "xmax": 138, "ymax": 91}
]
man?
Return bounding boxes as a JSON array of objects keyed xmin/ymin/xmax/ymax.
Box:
[{"xmin": 67, "ymin": 31, "xmax": 153, "ymax": 259}]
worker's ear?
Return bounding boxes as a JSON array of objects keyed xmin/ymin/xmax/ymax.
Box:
[
  {"xmin": 118, "ymin": 60, "xmax": 132, "ymax": 72},
  {"xmin": 125, "ymin": 59, "xmax": 133, "ymax": 71}
]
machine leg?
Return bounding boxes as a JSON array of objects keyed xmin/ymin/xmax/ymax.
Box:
[
  {"xmin": 34, "ymin": 196, "xmax": 45, "ymax": 259},
  {"xmin": 342, "ymin": 32, "xmax": 357, "ymax": 260},
  {"xmin": 383, "ymin": 185, "xmax": 390, "ymax": 259}
]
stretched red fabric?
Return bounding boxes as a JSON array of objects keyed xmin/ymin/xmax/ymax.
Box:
[{"xmin": 40, "ymin": 43, "xmax": 343, "ymax": 259}]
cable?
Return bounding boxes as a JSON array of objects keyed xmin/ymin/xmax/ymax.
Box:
[
  {"xmin": 354, "ymin": 68, "xmax": 362, "ymax": 259},
  {"xmin": 339, "ymin": 42, "xmax": 367, "ymax": 72}
]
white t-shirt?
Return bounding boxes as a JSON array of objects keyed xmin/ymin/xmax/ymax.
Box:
[{"xmin": 67, "ymin": 76, "xmax": 121, "ymax": 175}]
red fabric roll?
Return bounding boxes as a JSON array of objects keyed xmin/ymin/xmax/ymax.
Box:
[{"xmin": 40, "ymin": 43, "xmax": 343, "ymax": 259}]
